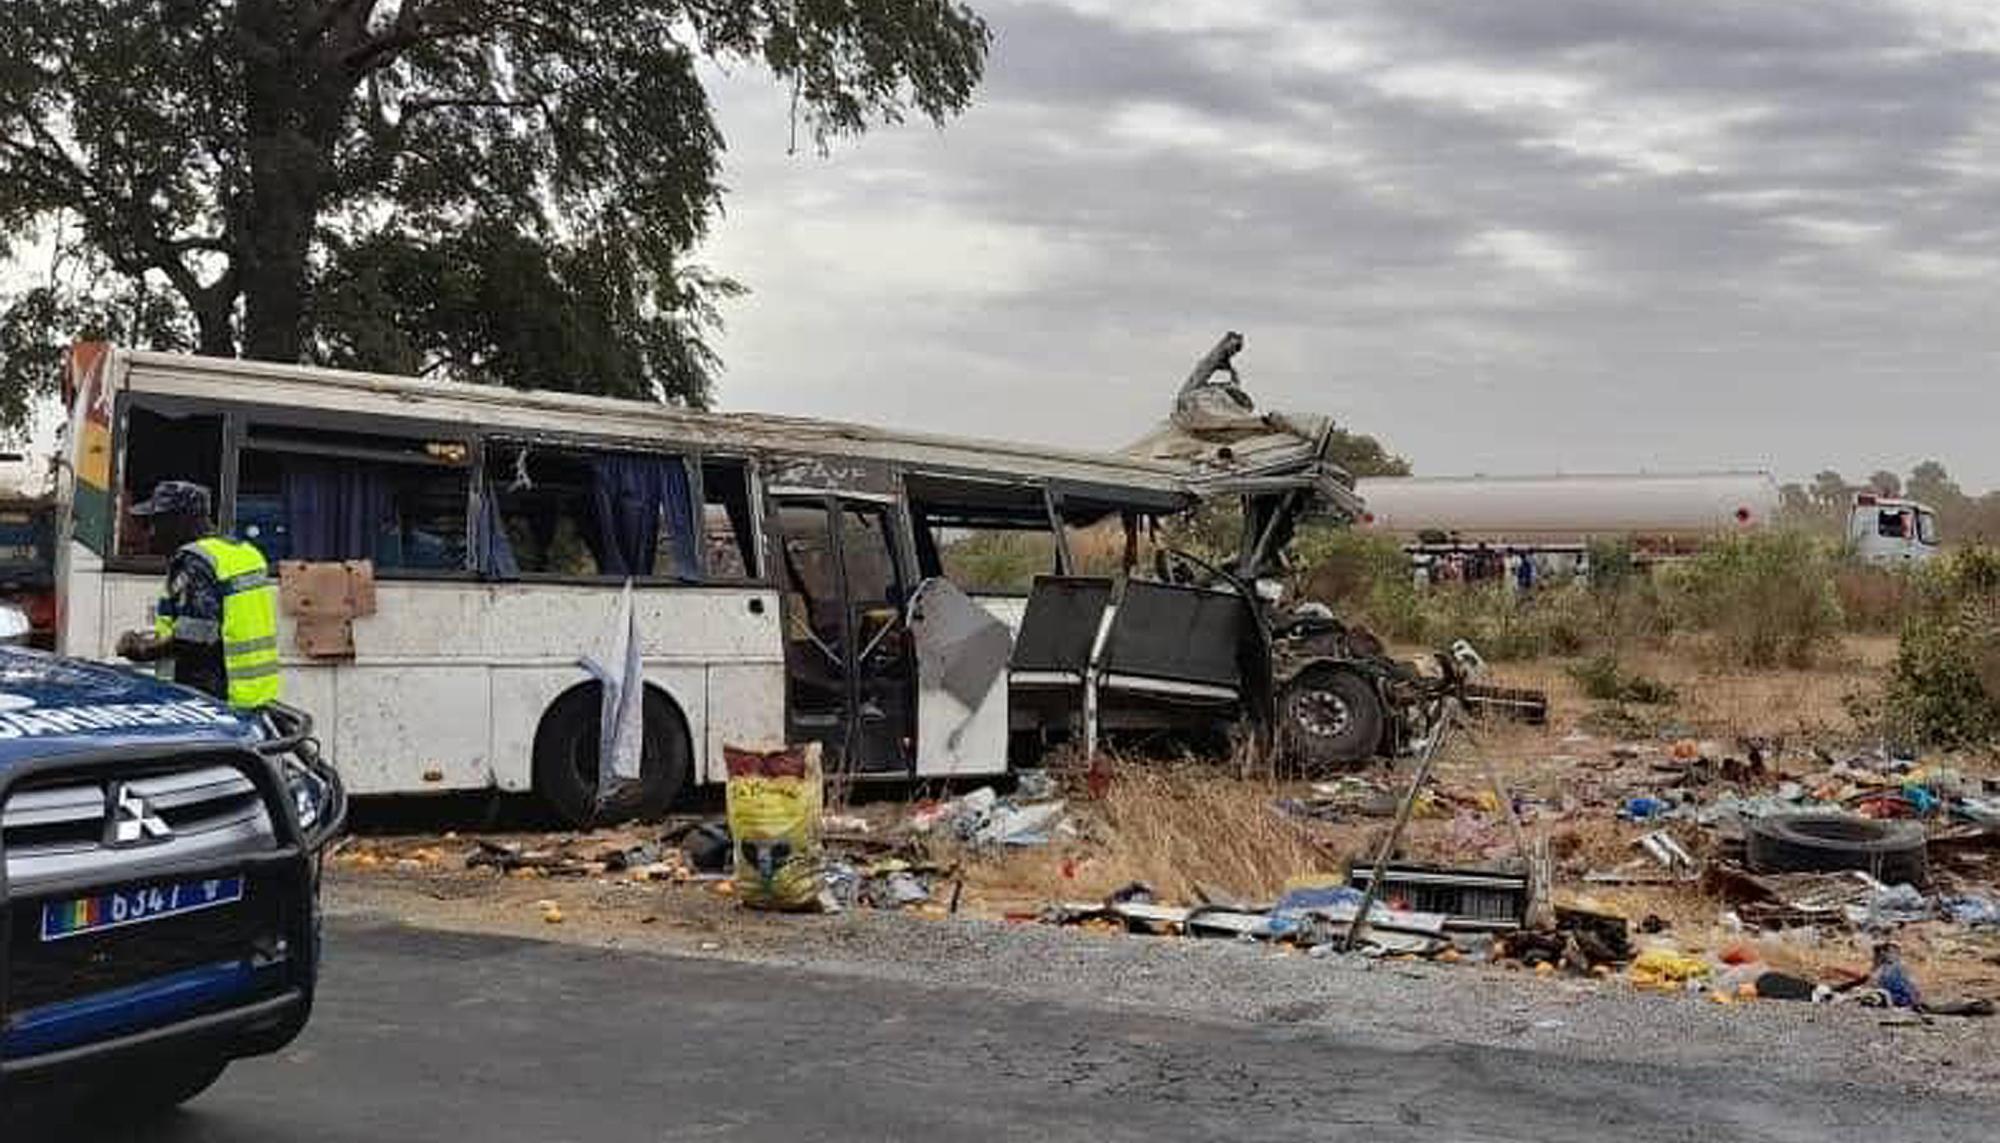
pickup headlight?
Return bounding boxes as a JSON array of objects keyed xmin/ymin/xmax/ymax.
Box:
[{"xmin": 285, "ymin": 761, "xmax": 330, "ymax": 832}]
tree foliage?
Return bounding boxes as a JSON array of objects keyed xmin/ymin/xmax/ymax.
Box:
[
  {"xmin": 1324, "ymin": 428, "xmax": 1412, "ymax": 478},
  {"xmin": 0, "ymin": 0, "xmax": 990, "ymax": 426}
]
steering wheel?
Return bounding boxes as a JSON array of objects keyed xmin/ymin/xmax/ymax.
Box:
[{"xmin": 1156, "ymin": 546, "xmax": 1229, "ymax": 589}]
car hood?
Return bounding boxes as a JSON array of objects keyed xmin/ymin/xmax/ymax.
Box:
[{"xmin": 0, "ymin": 647, "xmax": 262, "ymax": 768}]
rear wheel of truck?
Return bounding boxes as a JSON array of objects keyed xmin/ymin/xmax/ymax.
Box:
[
  {"xmin": 532, "ymin": 683, "xmax": 691, "ymax": 828},
  {"xmin": 1279, "ymin": 667, "xmax": 1385, "ymax": 770}
]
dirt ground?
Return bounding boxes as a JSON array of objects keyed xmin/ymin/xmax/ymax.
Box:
[{"xmin": 330, "ymin": 635, "xmax": 2000, "ymax": 1007}]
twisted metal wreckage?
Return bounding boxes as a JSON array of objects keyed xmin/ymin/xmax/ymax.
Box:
[{"xmin": 996, "ymin": 330, "xmax": 1549, "ymax": 770}]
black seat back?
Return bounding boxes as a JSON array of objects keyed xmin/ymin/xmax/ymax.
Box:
[
  {"xmin": 1010, "ymin": 576, "xmax": 1114, "ymax": 675},
  {"xmin": 1099, "ymin": 580, "xmax": 1247, "ymax": 690}
]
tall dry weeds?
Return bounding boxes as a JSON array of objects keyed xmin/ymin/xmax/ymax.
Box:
[{"xmin": 1086, "ymin": 764, "xmax": 1341, "ymax": 902}]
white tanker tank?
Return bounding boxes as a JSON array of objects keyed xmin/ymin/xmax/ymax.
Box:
[{"xmin": 1351, "ymin": 471, "xmax": 1780, "ymax": 541}]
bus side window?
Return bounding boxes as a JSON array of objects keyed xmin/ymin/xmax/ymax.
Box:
[
  {"xmin": 702, "ymin": 460, "xmax": 758, "ymax": 579},
  {"xmin": 117, "ymin": 407, "xmax": 224, "ymax": 560},
  {"xmin": 236, "ymin": 438, "xmax": 469, "ymax": 571},
  {"xmin": 484, "ymin": 444, "xmax": 699, "ymax": 580},
  {"xmin": 485, "ymin": 447, "xmax": 602, "ymax": 577}
]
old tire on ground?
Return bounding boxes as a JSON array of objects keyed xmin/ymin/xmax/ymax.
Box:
[
  {"xmin": 1745, "ymin": 814, "xmax": 1927, "ymax": 884},
  {"xmin": 532, "ymin": 683, "xmax": 691, "ymax": 828},
  {"xmin": 1278, "ymin": 667, "xmax": 1385, "ymax": 770}
]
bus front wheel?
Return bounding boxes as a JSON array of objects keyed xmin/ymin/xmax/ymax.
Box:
[{"xmin": 532, "ymin": 684, "xmax": 691, "ymax": 827}]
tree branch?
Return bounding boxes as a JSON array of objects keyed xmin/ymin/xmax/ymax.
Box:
[
  {"xmin": 300, "ymin": 0, "xmax": 380, "ymax": 50},
  {"xmin": 400, "ymin": 95, "xmax": 543, "ymax": 118},
  {"xmin": 340, "ymin": 0, "xmax": 485, "ymax": 72}
]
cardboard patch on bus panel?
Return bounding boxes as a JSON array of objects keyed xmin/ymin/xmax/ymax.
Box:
[
  {"xmin": 278, "ymin": 560, "xmax": 377, "ymax": 618},
  {"xmin": 278, "ymin": 560, "xmax": 377, "ymax": 658}
]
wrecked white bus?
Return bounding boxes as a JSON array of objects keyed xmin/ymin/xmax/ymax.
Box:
[{"xmin": 54, "ymin": 339, "xmax": 1527, "ymax": 823}]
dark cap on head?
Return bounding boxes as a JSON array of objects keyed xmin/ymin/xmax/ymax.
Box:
[{"xmin": 130, "ymin": 480, "xmax": 212, "ymax": 520}]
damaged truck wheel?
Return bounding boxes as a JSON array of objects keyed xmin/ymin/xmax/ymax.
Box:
[
  {"xmin": 533, "ymin": 683, "xmax": 691, "ymax": 828},
  {"xmin": 1279, "ymin": 667, "xmax": 1384, "ymax": 769}
]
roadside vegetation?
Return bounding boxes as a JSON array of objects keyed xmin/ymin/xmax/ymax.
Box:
[
  {"xmin": 938, "ymin": 506, "xmax": 2000, "ymax": 751},
  {"xmin": 1290, "ymin": 529, "xmax": 2000, "ymax": 751}
]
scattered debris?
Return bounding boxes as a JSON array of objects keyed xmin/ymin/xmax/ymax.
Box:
[
  {"xmin": 910, "ymin": 785, "xmax": 1070, "ymax": 847},
  {"xmin": 1346, "ymin": 863, "xmax": 1527, "ymax": 933},
  {"xmin": 682, "ymin": 822, "xmax": 733, "ymax": 874},
  {"xmin": 466, "ymin": 832, "xmax": 672, "ymax": 878},
  {"xmin": 1634, "ymin": 830, "xmax": 1699, "ymax": 878}
]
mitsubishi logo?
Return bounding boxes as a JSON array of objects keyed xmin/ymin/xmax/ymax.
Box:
[{"xmin": 108, "ymin": 783, "xmax": 172, "ymax": 845}]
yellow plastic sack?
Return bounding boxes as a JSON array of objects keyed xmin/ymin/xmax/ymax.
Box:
[
  {"xmin": 1629, "ymin": 948, "xmax": 1711, "ymax": 989},
  {"xmin": 725, "ymin": 742, "xmax": 824, "ymax": 911}
]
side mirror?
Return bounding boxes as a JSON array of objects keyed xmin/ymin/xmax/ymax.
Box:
[{"xmin": 0, "ymin": 603, "xmax": 33, "ymax": 646}]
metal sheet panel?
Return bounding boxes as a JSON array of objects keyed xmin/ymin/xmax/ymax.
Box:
[
  {"xmin": 334, "ymin": 666, "xmax": 491, "ymax": 794},
  {"xmin": 909, "ymin": 580, "xmax": 1011, "ymax": 777},
  {"xmin": 702, "ymin": 663, "xmax": 786, "ymax": 785},
  {"xmin": 475, "ymin": 585, "xmax": 781, "ymax": 664},
  {"xmin": 61, "ymin": 543, "xmax": 108, "ymax": 658}
]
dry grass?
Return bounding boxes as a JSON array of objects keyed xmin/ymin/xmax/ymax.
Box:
[
  {"xmin": 951, "ymin": 764, "xmax": 1356, "ymax": 912},
  {"xmin": 1474, "ymin": 636, "xmax": 1897, "ymax": 747}
]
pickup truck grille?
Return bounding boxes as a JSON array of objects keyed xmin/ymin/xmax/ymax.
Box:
[{"xmin": 1, "ymin": 761, "xmax": 275, "ymax": 895}]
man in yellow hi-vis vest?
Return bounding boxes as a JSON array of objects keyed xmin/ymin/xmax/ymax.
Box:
[{"xmin": 114, "ymin": 481, "xmax": 283, "ymax": 711}]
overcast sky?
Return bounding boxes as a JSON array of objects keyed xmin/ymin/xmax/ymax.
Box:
[{"xmin": 697, "ymin": 0, "xmax": 2000, "ymax": 489}]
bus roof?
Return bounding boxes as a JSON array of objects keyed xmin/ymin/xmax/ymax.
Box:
[{"xmin": 108, "ymin": 348, "xmax": 1193, "ymax": 505}]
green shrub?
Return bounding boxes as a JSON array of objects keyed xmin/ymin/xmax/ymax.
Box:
[
  {"xmin": 1566, "ymin": 654, "xmax": 1678, "ymax": 704},
  {"xmin": 937, "ymin": 530, "xmax": 1053, "ymax": 593},
  {"xmin": 1668, "ymin": 531, "xmax": 1844, "ymax": 667},
  {"xmin": 1586, "ymin": 537, "xmax": 1638, "ymax": 594},
  {"xmin": 1884, "ymin": 547, "xmax": 2000, "ymax": 747},
  {"xmin": 1292, "ymin": 527, "xmax": 1409, "ymax": 608}
]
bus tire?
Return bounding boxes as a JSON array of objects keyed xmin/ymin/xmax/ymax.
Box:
[
  {"xmin": 532, "ymin": 683, "xmax": 692, "ymax": 827},
  {"xmin": 1278, "ymin": 667, "xmax": 1384, "ymax": 771}
]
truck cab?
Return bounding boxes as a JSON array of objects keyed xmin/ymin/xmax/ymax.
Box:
[
  {"xmin": 1847, "ymin": 493, "xmax": 1940, "ymax": 565},
  {"xmin": 0, "ymin": 642, "xmax": 344, "ymax": 1123}
]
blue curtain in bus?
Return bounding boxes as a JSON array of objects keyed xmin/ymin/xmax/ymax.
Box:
[
  {"xmin": 587, "ymin": 456, "xmax": 700, "ymax": 580},
  {"xmin": 283, "ymin": 460, "xmax": 396, "ymax": 563},
  {"xmin": 478, "ymin": 483, "xmax": 520, "ymax": 579}
]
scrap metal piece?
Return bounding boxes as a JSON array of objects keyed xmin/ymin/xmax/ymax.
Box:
[
  {"xmin": 1347, "ymin": 864, "xmax": 1530, "ymax": 933},
  {"xmin": 1635, "ymin": 829, "xmax": 1700, "ymax": 877}
]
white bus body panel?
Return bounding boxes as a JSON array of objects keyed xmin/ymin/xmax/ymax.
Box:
[{"xmin": 76, "ymin": 569, "xmax": 785, "ymax": 795}]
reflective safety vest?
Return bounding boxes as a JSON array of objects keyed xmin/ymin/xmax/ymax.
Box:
[{"xmin": 154, "ymin": 536, "xmax": 282, "ymax": 710}]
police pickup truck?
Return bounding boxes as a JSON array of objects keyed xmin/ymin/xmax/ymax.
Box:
[{"xmin": 0, "ymin": 636, "xmax": 343, "ymax": 1120}]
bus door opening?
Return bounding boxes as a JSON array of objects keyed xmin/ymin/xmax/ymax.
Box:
[{"xmin": 771, "ymin": 496, "xmax": 914, "ymax": 775}]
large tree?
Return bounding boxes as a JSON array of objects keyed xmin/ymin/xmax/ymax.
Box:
[{"xmin": 0, "ymin": 0, "xmax": 989, "ymax": 420}]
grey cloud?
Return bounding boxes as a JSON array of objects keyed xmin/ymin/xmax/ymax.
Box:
[{"xmin": 700, "ymin": 0, "xmax": 2000, "ymax": 490}]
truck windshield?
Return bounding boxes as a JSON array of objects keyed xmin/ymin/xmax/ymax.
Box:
[{"xmin": 1917, "ymin": 510, "xmax": 1940, "ymax": 545}]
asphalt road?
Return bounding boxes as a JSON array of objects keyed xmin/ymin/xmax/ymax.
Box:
[{"xmin": 64, "ymin": 918, "xmax": 1998, "ymax": 1142}]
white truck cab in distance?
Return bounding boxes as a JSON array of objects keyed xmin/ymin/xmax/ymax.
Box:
[{"xmin": 1848, "ymin": 492, "xmax": 1940, "ymax": 565}]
